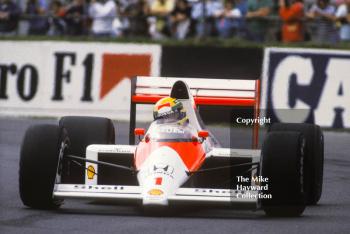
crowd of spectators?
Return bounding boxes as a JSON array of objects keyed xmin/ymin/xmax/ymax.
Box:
[{"xmin": 0, "ymin": 0, "xmax": 350, "ymax": 43}]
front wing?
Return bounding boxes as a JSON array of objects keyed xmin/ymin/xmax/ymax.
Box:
[{"xmin": 53, "ymin": 184, "xmax": 258, "ymax": 208}]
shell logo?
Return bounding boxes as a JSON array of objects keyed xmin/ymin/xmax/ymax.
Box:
[
  {"xmin": 87, "ymin": 165, "xmax": 96, "ymax": 180},
  {"xmin": 148, "ymin": 189, "xmax": 164, "ymax": 196}
]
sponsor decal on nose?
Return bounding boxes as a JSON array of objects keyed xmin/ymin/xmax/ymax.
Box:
[
  {"xmin": 155, "ymin": 177, "xmax": 163, "ymax": 185},
  {"xmin": 148, "ymin": 189, "xmax": 164, "ymax": 196}
]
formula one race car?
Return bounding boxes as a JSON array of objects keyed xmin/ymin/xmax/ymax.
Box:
[{"xmin": 19, "ymin": 77, "xmax": 324, "ymax": 216}]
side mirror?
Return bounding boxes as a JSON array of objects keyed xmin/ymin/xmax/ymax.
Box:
[
  {"xmin": 198, "ymin": 130, "xmax": 209, "ymax": 139},
  {"xmin": 134, "ymin": 128, "xmax": 145, "ymax": 136}
]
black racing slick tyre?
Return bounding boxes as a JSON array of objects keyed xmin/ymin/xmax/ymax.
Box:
[
  {"xmin": 269, "ymin": 123, "xmax": 324, "ymax": 205},
  {"xmin": 261, "ymin": 131, "xmax": 306, "ymax": 217},
  {"xmin": 19, "ymin": 124, "xmax": 66, "ymax": 209},
  {"xmin": 59, "ymin": 116, "xmax": 115, "ymax": 184}
]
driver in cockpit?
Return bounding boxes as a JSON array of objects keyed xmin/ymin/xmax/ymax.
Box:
[{"xmin": 153, "ymin": 97, "xmax": 189, "ymax": 126}]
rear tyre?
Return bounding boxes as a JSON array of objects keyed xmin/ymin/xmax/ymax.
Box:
[
  {"xmin": 19, "ymin": 124, "xmax": 66, "ymax": 209},
  {"xmin": 261, "ymin": 131, "xmax": 306, "ymax": 217},
  {"xmin": 269, "ymin": 123, "xmax": 324, "ymax": 205},
  {"xmin": 59, "ymin": 116, "xmax": 115, "ymax": 183}
]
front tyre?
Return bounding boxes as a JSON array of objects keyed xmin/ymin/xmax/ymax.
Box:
[
  {"xmin": 269, "ymin": 123, "xmax": 324, "ymax": 205},
  {"xmin": 19, "ymin": 125, "xmax": 66, "ymax": 209},
  {"xmin": 261, "ymin": 131, "xmax": 306, "ymax": 217},
  {"xmin": 59, "ymin": 116, "xmax": 115, "ymax": 184}
]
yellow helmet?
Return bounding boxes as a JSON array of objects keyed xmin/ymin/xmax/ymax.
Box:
[{"xmin": 153, "ymin": 97, "xmax": 187, "ymax": 124}]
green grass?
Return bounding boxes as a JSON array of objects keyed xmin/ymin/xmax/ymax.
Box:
[{"xmin": 1, "ymin": 35, "xmax": 350, "ymax": 50}]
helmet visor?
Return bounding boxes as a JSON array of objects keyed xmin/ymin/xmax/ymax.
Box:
[{"xmin": 155, "ymin": 109, "xmax": 185, "ymax": 124}]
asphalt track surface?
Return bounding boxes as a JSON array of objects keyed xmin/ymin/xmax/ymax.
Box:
[{"xmin": 0, "ymin": 117, "xmax": 349, "ymax": 234}]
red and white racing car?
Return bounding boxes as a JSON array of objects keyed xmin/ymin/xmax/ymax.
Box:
[{"xmin": 19, "ymin": 77, "xmax": 324, "ymax": 216}]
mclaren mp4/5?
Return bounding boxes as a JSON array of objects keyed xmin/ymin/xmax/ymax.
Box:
[{"xmin": 19, "ymin": 76, "xmax": 324, "ymax": 216}]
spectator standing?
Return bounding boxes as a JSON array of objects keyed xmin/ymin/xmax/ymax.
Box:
[
  {"xmin": 306, "ymin": 0, "xmax": 337, "ymax": 43},
  {"xmin": 89, "ymin": 0, "xmax": 117, "ymax": 37},
  {"xmin": 48, "ymin": 0, "xmax": 66, "ymax": 35},
  {"xmin": 191, "ymin": 0, "xmax": 223, "ymax": 38},
  {"xmin": 121, "ymin": 0, "xmax": 150, "ymax": 36},
  {"xmin": 26, "ymin": 0, "xmax": 50, "ymax": 35},
  {"xmin": 335, "ymin": 0, "xmax": 350, "ymax": 41},
  {"xmin": 234, "ymin": 0, "xmax": 248, "ymax": 38},
  {"xmin": 245, "ymin": 0, "xmax": 273, "ymax": 41},
  {"xmin": 214, "ymin": 0, "xmax": 244, "ymax": 38},
  {"xmin": 279, "ymin": 0, "xmax": 305, "ymax": 42},
  {"xmin": 170, "ymin": 0, "xmax": 191, "ymax": 39},
  {"xmin": 0, "ymin": 0, "xmax": 20, "ymax": 35},
  {"xmin": 148, "ymin": 0, "xmax": 175, "ymax": 39},
  {"xmin": 63, "ymin": 0, "xmax": 86, "ymax": 35}
]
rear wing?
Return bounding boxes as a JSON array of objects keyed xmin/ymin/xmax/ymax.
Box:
[{"xmin": 129, "ymin": 76, "xmax": 261, "ymax": 148}]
